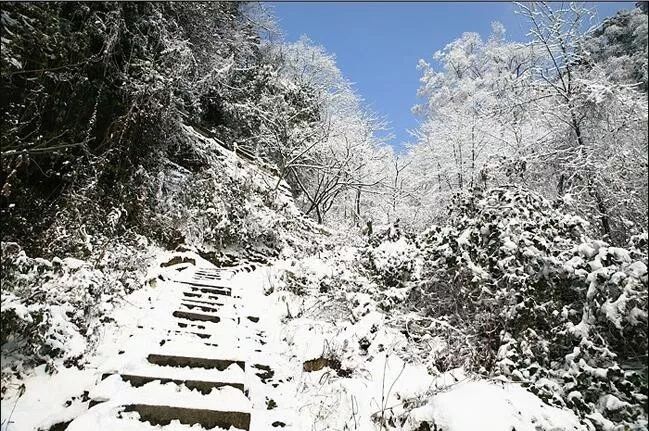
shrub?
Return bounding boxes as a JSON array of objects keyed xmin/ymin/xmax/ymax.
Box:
[
  {"xmin": 408, "ymin": 187, "xmax": 647, "ymax": 429},
  {"xmin": 0, "ymin": 239, "xmax": 152, "ymax": 390},
  {"xmin": 361, "ymin": 224, "xmax": 418, "ymax": 290}
]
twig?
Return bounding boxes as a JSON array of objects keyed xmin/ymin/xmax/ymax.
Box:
[{"xmin": 2, "ymin": 384, "xmax": 25, "ymax": 431}]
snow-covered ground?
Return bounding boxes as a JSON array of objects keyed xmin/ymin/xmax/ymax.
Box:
[{"xmin": 1, "ymin": 248, "xmax": 587, "ymax": 431}]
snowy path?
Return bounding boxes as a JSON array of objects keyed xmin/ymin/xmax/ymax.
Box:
[{"xmin": 63, "ymin": 262, "xmax": 297, "ymax": 431}]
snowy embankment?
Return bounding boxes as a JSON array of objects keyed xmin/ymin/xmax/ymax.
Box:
[
  {"xmin": 1, "ymin": 245, "xmax": 585, "ymax": 431},
  {"xmin": 264, "ymin": 249, "xmax": 585, "ymax": 431}
]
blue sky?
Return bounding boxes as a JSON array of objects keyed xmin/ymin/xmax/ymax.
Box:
[{"xmin": 269, "ymin": 2, "xmax": 634, "ymax": 151}]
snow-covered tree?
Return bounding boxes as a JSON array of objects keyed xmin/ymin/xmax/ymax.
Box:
[
  {"xmin": 406, "ymin": 3, "xmax": 648, "ymax": 243},
  {"xmin": 255, "ymin": 37, "xmax": 390, "ymax": 224},
  {"xmin": 516, "ymin": 2, "xmax": 648, "ymax": 243}
]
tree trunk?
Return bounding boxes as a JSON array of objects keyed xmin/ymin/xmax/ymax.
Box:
[
  {"xmin": 355, "ymin": 188, "xmax": 361, "ymax": 224},
  {"xmin": 590, "ymin": 183, "xmax": 612, "ymax": 239},
  {"xmin": 557, "ymin": 173, "xmax": 565, "ymax": 195},
  {"xmin": 572, "ymin": 112, "xmax": 611, "ymax": 239},
  {"xmin": 470, "ymin": 124, "xmax": 476, "ymax": 188}
]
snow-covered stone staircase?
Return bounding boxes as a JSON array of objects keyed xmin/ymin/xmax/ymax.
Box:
[{"xmin": 65, "ymin": 263, "xmax": 294, "ymax": 430}]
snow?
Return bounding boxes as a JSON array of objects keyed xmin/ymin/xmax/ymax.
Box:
[
  {"xmin": 598, "ymin": 394, "xmax": 630, "ymax": 412},
  {"xmin": 457, "ymin": 228, "xmax": 473, "ymax": 246},
  {"xmin": 1, "ymin": 292, "xmax": 32, "ymax": 322},
  {"xmin": 2, "ymin": 249, "xmax": 238, "ymax": 431},
  {"xmin": 0, "ymin": 255, "xmax": 607, "ymax": 431},
  {"xmin": 2, "ymin": 227, "xmax": 642, "ymax": 431},
  {"xmin": 253, "ymin": 248, "xmax": 589, "ymax": 431},
  {"xmin": 627, "ymin": 261, "xmax": 647, "ymax": 278},
  {"xmin": 0, "ymin": 365, "xmax": 97, "ymax": 431},
  {"xmin": 62, "ymin": 257, "xmax": 87, "ymax": 270},
  {"xmin": 87, "ymin": 375, "xmax": 250, "ymax": 413},
  {"xmin": 67, "ymin": 402, "xmax": 238, "ymax": 431},
  {"xmin": 500, "ymin": 236, "xmax": 518, "ymax": 252},
  {"xmin": 462, "ymin": 251, "xmax": 490, "ymax": 281},
  {"xmin": 2, "ymin": 4, "xmax": 647, "ymax": 430},
  {"xmin": 406, "ymin": 380, "xmax": 585, "ymax": 431}
]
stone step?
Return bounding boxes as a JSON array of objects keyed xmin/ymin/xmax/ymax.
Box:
[
  {"xmin": 147, "ymin": 353, "xmax": 245, "ymax": 371},
  {"xmin": 179, "ymin": 301, "xmax": 222, "ymax": 314},
  {"xmin": 68, "ymin": 402, "xmax": 251, "ymax": 431},
  {"xmin": 175, "ymin": 271, "xmax": 234, "ymax": 288},
  {"xmin": 182, "ymin": 289, "xmax": 233, "ymax": 302},
  {"xmin": 123, "ymin": 404, "xmax": 251, "ymax": 430},
  {"xmin": 172, "ymin": 320, "xmax": 247, "ymax": 338},
  {"xmin": 71, "ymin": 375, "xmax": 251, "ymax": 431},
  {"xmin": 165, "ymin": 325, "xmax": 264, "ymax": 349},
  {"xmin": 185, "ymin": 267, "xmax": 227, "ymax": 275},
  {"xmin": 104, "ymin": 358, "xmax": 246, "ymax": 386},
  {"xmin": 178, "ymin": 302, "xmax": 238, "ymax": 320},
  {"xmin": 192, "ymin": 274, "xmax": 227, "ymax": 284},
  {"xmin": 193, "ymin": 271, "xmax": 225, "ymax": 280},
  {"xmin": 173, "ymin": 310, "xmax": 222, "ymax": 323},
  {"xmin": 176, "ymin": 321, "xmax": 205, "ymax": 330},
  {"xmin": 194, "ymin": 267, "xmax": 226, "ymax": 274},
  {"xmin": 173, "ymin": 309, "xmax": 240, "ymax": 326},
  {"xmin": 178, "ymin": 282, "xmax": 232, "ymax": 296},
  {"xmin": 101, "ymin": 373, "xmax": 245, "ymax": 394},
  {"xmin": 181, "ymin": 295, "xmax": 225, "ymax": 308},
  {"xmin": 195, "ymin": 267, "xmax": 233, "ymax": 278},
  {"xmin": 181, "ymin": 294, "xmax": 225, "ymax": 306}
]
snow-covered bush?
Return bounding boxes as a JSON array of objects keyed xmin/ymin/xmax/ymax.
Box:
[
  {"xmin": 409, "ymin": 187, "xmax": 647, "ymax": 429},
  {"xmin": 0, "ymin": 239, "xmax": 152, "ymax": 390},
  {"xmin": 361, "ymin": 223, "xmax": 418, "ymax": 293}
]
